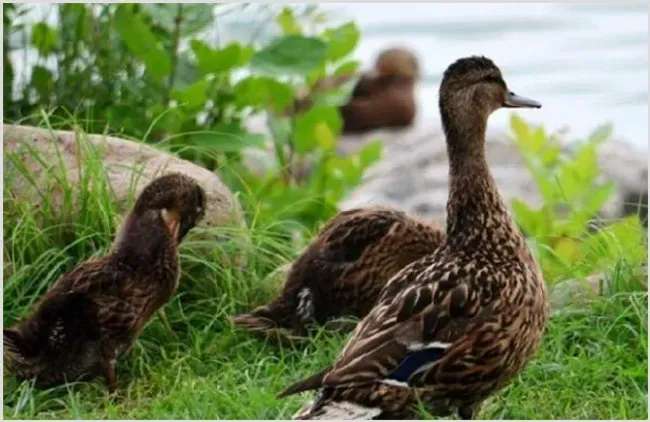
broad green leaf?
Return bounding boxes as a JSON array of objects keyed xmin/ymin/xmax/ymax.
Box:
[
  {"xmin": 510, "ymin": 114, "xmax": 530, "ymax": 141},
  {"xmin": 334, "ymin": 60, "xmax": 361, "ymax": 76},
  {"xmin": 30, "ymin": 65, "xmax": 54, "ymax": 98},
  {"xmin": 114, "ymin": 6, "xmax": 171, "ymax": 82},
  {"xmin": 31, "ymin": 22, "xmax": 57, "ymax": 56},
  {"xmin": 311, "ymin": 76, "xmax": 360, "ymax": 108},
  {"xmin": 250, "ymin": 35, "xmax": 327, "ymax": 76},
  {"xmin": 512, "ymin": 198, "xmax": 544, "ymax": 237},
  {"xmin": 191, "ymin": 40, "xmax": 244, "ymax": 74},
  {"xmin": 233, "ymin": 76, "xmax": 294, "ymax": 112},
  {"xmin": 323, "ymin": 22, "xmax": 359, "ymax": 62},
  {"xmin": 293, "ymin": 106, "xmax": 342, "ymax": 154},
  {"xmin": 189, "ymin": 124, "xmax": 266, "ymax": 153},
  {"xmin": 314, "ymin": 121, "xmax": 336, "ymax": 151},
  {"xmin": 582, "ymin": 182, "xmax": 615, "ymax": 216},
  {"xmin": 276, "ymin": 7, "xmax": 302, "ymax": 35},
  {"xmin": 358, "ymin": 140, "xmax": 383, "ymax": 169},
  {"xmin": 171, "ymin": 78, "xmax": 209, "ymax": 109}
]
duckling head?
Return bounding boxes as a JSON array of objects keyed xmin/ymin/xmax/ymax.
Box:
[
  {"xmin": 439, "ymin": 56, "xmax": 540, "ymax": 136},
  {"xmin": 132, "ymin": 172, "xmax": 207, "ymax": 242},
  {"xmin": 374, "ymin": 47, "xmax": 420, "ymax": 81}
]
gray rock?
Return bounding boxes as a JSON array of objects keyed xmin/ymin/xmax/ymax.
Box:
[
  {"xmin": 338, "ymin": 123, "xmax": 648, "ymax": 224},
  {"xmin": 3, "ymin": 124, "xmax": 245, "ymax": 231}
]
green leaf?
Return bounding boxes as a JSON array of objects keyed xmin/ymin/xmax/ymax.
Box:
[
  {"xmin": 191, "ymin": 40, "xmax": 246, "ymax": 74},
  {"xmin": 512, "ymin": 198, "xmax": 545, "ymax": 237},
  {"xmin": 323, "ymin": 22, "xmax": 359, "ymax": 62},
  {"xmin": 334, "ymin": 60, "xmax": 361, "ymax": 76},
  {"xmin": 311, "ymin": 76, "xmax": 360, "ymax": 108},
  {"xmin": 31, "ymin": 22, "xmax": 57, "ymax": 56},
  {"xmin": 510, "ymin": 114, "xmax": 530, "ymax": 141},
  {"xmin": 276, "ymin": 7, "xmax": 302, "ymax": 35},
  {"xmin": 233, "ymin": 76, "xmax": 294, "ymax": 112},
  {"xmin": 250, "ymin": 35, "xmax": 327, "ymax": 76},
  {"xmin": 314, "ymin": 121, "xmax": 336, "ymax": 151},
  {"xmin": 171, "ymin": 78, "xmax": 209, "ymax": 109},
  {"xmin": 293, "ymin": 106, "xmax": 342, "ymax": 154},
  {"xmin": 114, "ymin": 6, "xmax": 171, "ymax": 82},
  {"xmin": 189, "ymin": 124, "xmax": 266, "ymax": 153},
  {"xmin": 30, "ymin": 65, "xmax": 54, "ymax": 98},
  {"xmin": 358, "ymin": 140, "xmax": 383, "ymax": 169}
]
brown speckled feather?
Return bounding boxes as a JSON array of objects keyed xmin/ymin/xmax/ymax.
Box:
[
  {"xmin": 233, "ymin": 207, "xmax": 445, "ymax": 345},
  {"xmin": 3, "ymin": 173, "xmax": 206, "ymax": 392},
  {"xmin": 278, "ymin": 57, "xmax": 549, "ymax": 420}
]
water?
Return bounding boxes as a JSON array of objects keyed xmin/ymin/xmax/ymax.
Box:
[
  {"xmin": 11, "ymin": 3, "xmax": 648, "ymax": 149},
  {"xmin": 325, "ymin": 3, "xmax": 648, "ymax": 149},
  {"xmin": 323, "ymin": 2, "xmax": 648, "ymax": 150}
]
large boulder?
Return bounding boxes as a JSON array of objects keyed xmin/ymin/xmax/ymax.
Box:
[
  {"xmin": 3, "ymin": 124, "xmax": 245, "ymax": 231},
  {"xmin": 338, "ymin": 125, "xmax": 648, "ymax": 224}
]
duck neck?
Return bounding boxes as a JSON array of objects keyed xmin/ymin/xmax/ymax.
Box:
[
  {"xmin": 111, "ymin": 210, "xmax": 179, "ymax": 273},
  {"xmin": 442, "ymin": 109, "xmax": 519, "ymax": 250}
]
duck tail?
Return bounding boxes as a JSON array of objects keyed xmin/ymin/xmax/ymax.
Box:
[
  {"xmin": 232, "ymin": 299, "xmax": 306, "ymax": 346},
  {"xmin": 4, "ymin": 292, "xmax": 98, "ymax": 377},
  {"xmin": 276, "ymin": 365, "xmax": 333, "ymax": 398}
]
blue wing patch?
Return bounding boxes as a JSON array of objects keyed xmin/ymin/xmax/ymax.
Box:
[{"xmin": 385, "ymin": 347, "xmax": 446, "ymax": 383}]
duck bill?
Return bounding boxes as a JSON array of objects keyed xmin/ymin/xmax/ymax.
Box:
[{"xmin": 504, "ymin": 91, "xmax": 542, "ymax": 108}]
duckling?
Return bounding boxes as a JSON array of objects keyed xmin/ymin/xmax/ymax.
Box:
[
  {"xmin": 277, "ymin": 56, "xmax": 549, "ymax": 420},
  {"xmin": 3, "ymin": 172, "xmax": 206, "ymax": 393},
  {"xmin": 291, "ymin": 47, "xmax": 420, "ymax": 134},
  {"xmin": 232, "ymin": 207, "xmax": 445, "ymax": 345}
]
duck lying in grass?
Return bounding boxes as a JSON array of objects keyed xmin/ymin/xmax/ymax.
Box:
[
  {"xmin": 277, "ymin": 56, "xmax": 549, "ymax": 419},
  {"xmin": 233, "ymin": 207, "xmax": 445, "ymax": 345},
  {"xmin": 3, "ymin": 173, "xmax": 206, "ymax": 394},
  {"xmin": 292, "ymin": 47, "xmax": 420, "ymax": 134}
]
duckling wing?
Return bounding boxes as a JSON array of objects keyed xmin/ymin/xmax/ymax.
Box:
[
  {"xmin": 43, "ymin": 260, "xmax": 154, "ymax": 341},
  {"xmin": 320, "ymin": 257, "xmax": 495, "ymax": 390}
]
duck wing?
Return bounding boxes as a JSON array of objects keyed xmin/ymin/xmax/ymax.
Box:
[
  {"xmin": 280, "ymin": 256, "xmax": 496, "ymax": 396},
  {"xmin": 317, "ymin": 208, "xmax": 407, "ymax": 263}
]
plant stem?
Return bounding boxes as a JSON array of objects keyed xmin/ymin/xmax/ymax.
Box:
[{"xmin": 164, "ymin": 3, "xmax": 183, "ymax": 107}]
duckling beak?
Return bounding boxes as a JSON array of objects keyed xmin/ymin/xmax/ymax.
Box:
[{"xmin": 504, "ymin": 91, "xmax": 542, "ymax": 108}]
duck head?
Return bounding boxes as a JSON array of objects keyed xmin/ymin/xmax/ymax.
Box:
[
  {"xmin": 132, "ymin": 172, "xmax": 207, "ymax": 242},
  {"xmin": 439, "ymin": 56, "xmax": 540, "ymax": 120},
  {"xmin": 438, "ymin": 56, "xmax": 540, "ymax": 153},
  {"xmin": 374, "ymin": 47, "xmax": 420, "ymax": 81}
]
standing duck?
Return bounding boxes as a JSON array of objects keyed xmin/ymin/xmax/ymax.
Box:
[
  {"xmin": 233, "ymin": 207, "xmax": 445, "ymax": 345},
  {"xmin": 277, "ymin": 56, "xmax": 549, "ymax": 419},
  {"xmin": 3, "ymin": 173, "xmax": 206, "ymax": 393}
]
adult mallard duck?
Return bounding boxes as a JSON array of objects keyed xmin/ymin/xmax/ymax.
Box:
[
  {"xmin": 233, "ymin": 207, "xmax": 444, "ymax": 345},
  {"xmin": 291, "ymin": 47, "xmax": 420, "ymax": 134},
  {"xmin": 3, "ymin": 173, "xmax": 206, "ymax": 393},
  {"xmin": 277, "ymin": 56, "xmax": 549, "ymax": 419}
]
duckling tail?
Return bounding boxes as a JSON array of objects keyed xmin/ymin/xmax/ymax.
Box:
[
  {"xmin": 4, "ymin": 292, "xmax": 99, "ymax": 379},
  {"xmin": 277, "ymin": 365, "xmax": 333, "ymax": 398}
]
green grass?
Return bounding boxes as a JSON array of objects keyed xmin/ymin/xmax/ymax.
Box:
[{"xmin": 3, "ymin": 126, "xmax": 648, "ymax": 419}]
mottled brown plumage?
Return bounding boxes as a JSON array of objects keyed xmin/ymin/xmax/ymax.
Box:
[
  {"xmin": 232, "ymin": 207, "xmax": 445, "ymax": 345},
  {"xmin": 3, "ymin": 173, "xmax": 206, "ymax": 393},
  {"xmin": 277, "ymin": 56, "xmax": 549, "ymax": 420},
  {"xmin": 291, "ymin": 47, "xmax": 419, "ymax": 134}
]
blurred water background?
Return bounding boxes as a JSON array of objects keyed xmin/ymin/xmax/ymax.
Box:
[{"xmin": 11, "ymin": 3, "xmax": 648, "ymax": 148}]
